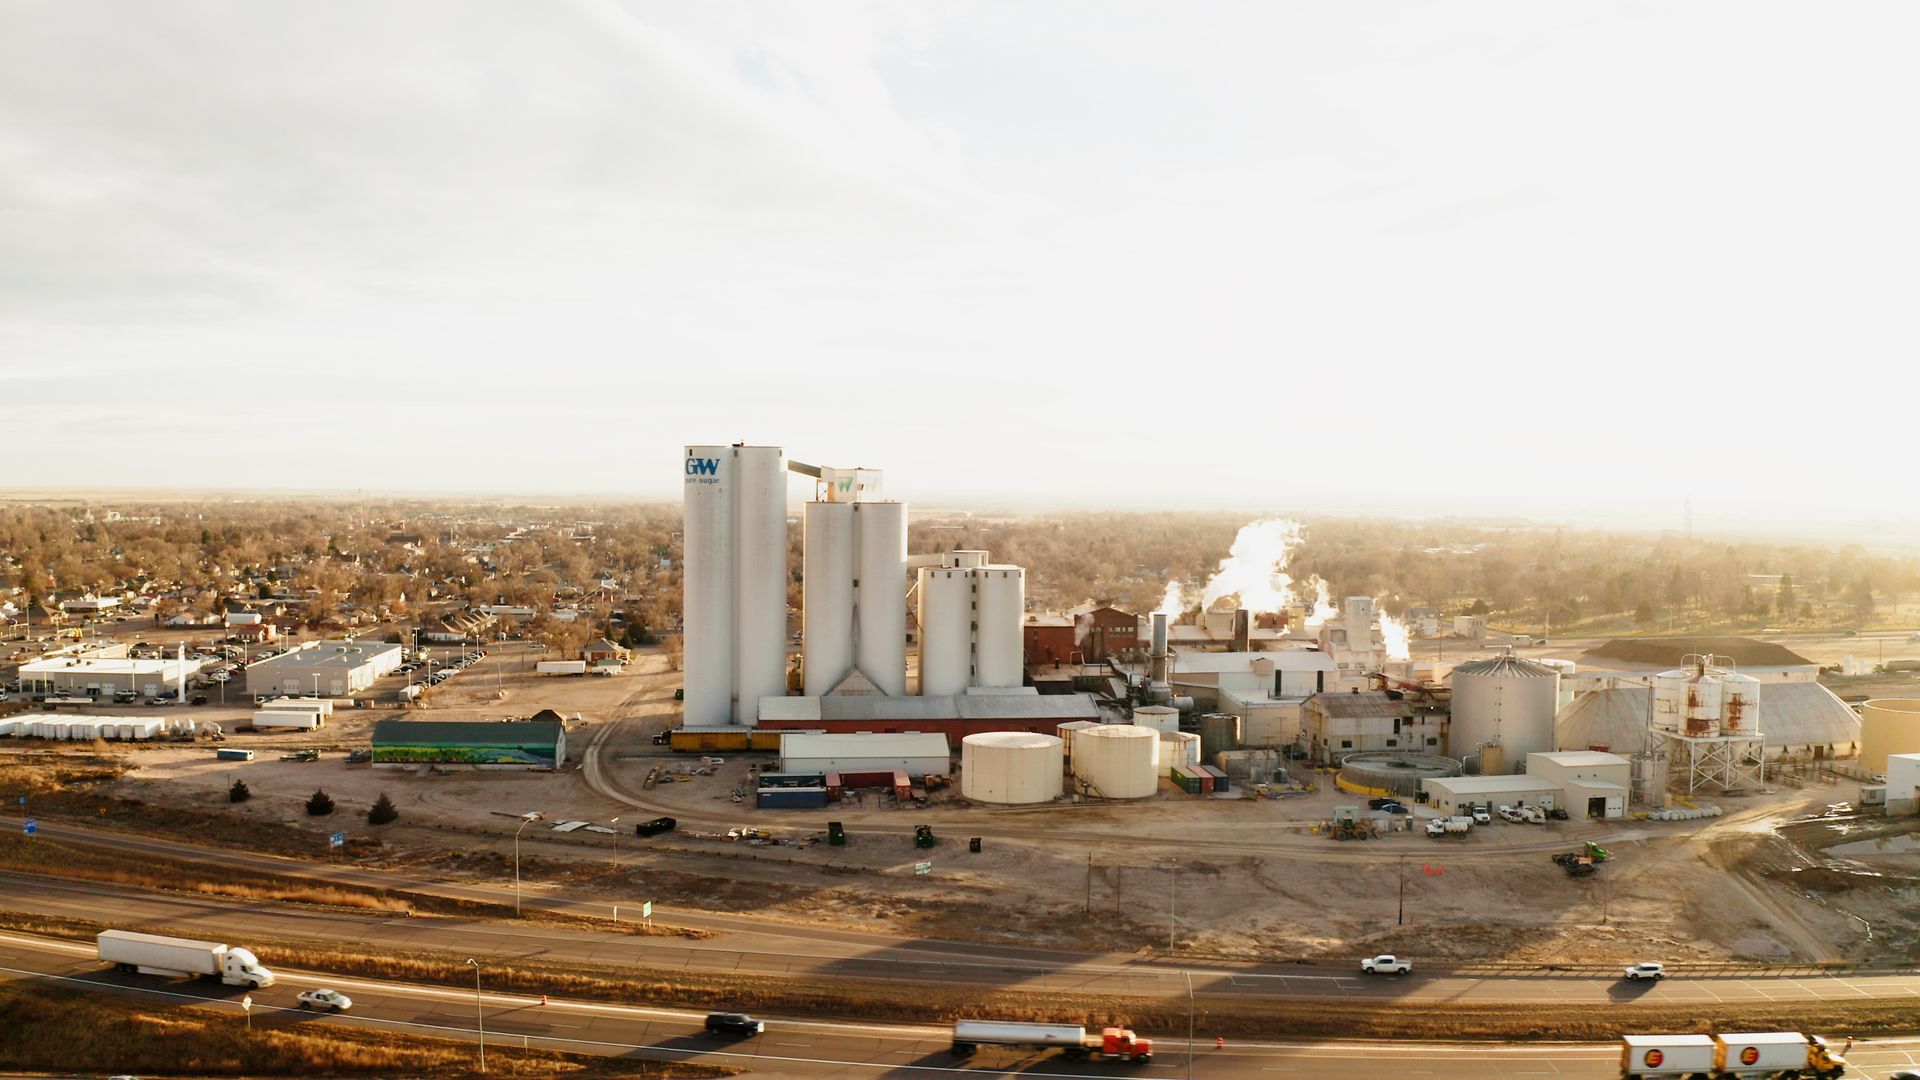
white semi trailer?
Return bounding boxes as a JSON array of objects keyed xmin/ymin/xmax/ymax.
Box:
[
  {"xmin": 97, "ymin": 930, "xmax": 276, "ymax": 988},
  {"xmin": 1621, "ymin": 1032, "xmax": 1848, "ymax": 1079},
  {"xmin": 536, "ymin": 660, "xmax": 588, "ymax": 676}
]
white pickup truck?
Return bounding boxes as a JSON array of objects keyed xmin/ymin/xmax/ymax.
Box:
[{"xmin": 1361, "ymin": 954, "xmax": 1412, "ymax": 975}]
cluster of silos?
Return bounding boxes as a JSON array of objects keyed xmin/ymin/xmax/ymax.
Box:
[
  {"xmin": 1652, "ymin": 659, "xmax": 1761, "ymax": 738},
  {"xmin": 802, "ymin": 472, "xmax": 907, "ymax": 697},
  {"xmin": 917, "ymin": 552, "xmax": 1025, "ymax": 696},
  {"xmin": 960, "ymin": 732, "xmax": 1064, "ymax": 804},
  {"xmin": 682, "ymin": 445, "xmax": 789, "ymax": 726},
  {"xmin": 1069, "ymin": 724, "xmax": 1159, "ymax": 799},
  {"xmin": 1447, "ymin": 655, "xmax": 1561, "ymax": 772}
]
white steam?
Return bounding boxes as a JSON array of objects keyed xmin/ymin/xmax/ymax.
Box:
[
  {"xmin": 1378, "ymin": 610, "xmax": 1411, "ymax": 661},
  {"xmin": 1154, "ymin": 580, "xmax": 1184, "ymax": 617},
  {"xmin": 1305, "ymin": 578, "xmax": 1338, "ymax": 625},
  {"xmin": 1199, "ymin": 519, "xmax": 1303, "ymax": 614}
]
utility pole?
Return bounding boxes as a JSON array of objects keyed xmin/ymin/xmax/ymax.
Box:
[
  {"xmin": 1166, "ymin": 862, "xmax": 1178, "ymax": 951},
  {"xmin": 466, "ymin": 958, "xmax": 485, "ymax": 1073},
  {"xmin": 1184, "ymin": 969, "xmax": 1195, "ymax": 1080},
  {"xmin": 1085, "ymin": 851, "xmax": 1093, "ymax": 915},
  {"xmin": 1397, "ymin": 856, "xmax": 1406, "ymax": 926}
]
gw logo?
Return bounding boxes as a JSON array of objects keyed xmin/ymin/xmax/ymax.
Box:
[{"xmin": 686, "ymin": 457, "xmax": 719, "ymax": 476}]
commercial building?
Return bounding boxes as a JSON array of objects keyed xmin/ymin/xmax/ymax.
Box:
[
  {"xmin": 777, "ymin": 732, "xmax": 951, "ymax": 778},
  {"xmin": 244, "ymin": 640, "xmax": 403, "ymax": 698},
  {"xmin": 1523, "ymin": 750, "xmax": 1630, "ymax": 819},
  {"xmin": 1886, "ymin": 753, "xmax": 1920, "ymax": 816},
  {"xmin": 1069, "ymin": 604, "xmax": 1143, "ymax": 660},
  {"xmin": 371, "ymin": 719, "xmax": 565, "ymax": 770},
  {"xmin": 1420, "ymin": 774, "xmax": 1562, "ymax": 817},
  {"xmin": 17, "ymin": 652, "xmax": 203, "ymax": 697},
  {"xmin": 759, "ymin": 689, "xmax": 1101, "ymax": 749}
]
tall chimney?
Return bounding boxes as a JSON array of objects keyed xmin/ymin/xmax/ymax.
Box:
[
  {"xmin": 1149, "ymin": 612, "xmax": 1169, "ymax": 685},
  {"xmin": 1232, "ymin": 608, "xmax": 1250, "ymax": 653},
  {"xmin": 176, "ymin": 642, "xmax": 186, "ymax": 704}
]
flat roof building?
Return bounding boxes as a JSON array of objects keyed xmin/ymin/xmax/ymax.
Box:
[
  {"xmin": 1524, "ymin": 750, "xmax": 1630, "ymax": 819},
  {"xmin": 758, "ymin": 690, "xmax": 1101, "ymax": 749},
  {"xmin": 245, "ymin": 640, "xmax": 403, "ymax": 698},
  {"xmin": 371, "ymin": 719, "xmax": 565, "ymax": 770},
  {"xmin": 17, "ymin": 654, "xmax": 203, "ymax": 697},
  {"xmin": 1420, "ymin": 774, "xmax": 1562, "ymax": 816}
]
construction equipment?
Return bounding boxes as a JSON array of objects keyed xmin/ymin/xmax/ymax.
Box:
[
  {"xmin": 1585, "ymin": 840, "xmax": 1612, "ymax": 862},
  {"xmin": 827, "ymin": 821, "xmax": 846, "ymax": 846},
  {"xmin": 1553, "ymin": 851, "xmax": 1598, "ymax": 877},
  {"xmin": 1329, "ymin": 805, "xmax": 1380, "ymax": 841}
]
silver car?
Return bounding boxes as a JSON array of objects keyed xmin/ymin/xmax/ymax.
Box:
[{"xmin": 297, "ymin": 988, "xmax": 353, "ymax": 1012}]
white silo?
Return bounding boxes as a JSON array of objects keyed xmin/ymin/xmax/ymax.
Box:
[
  {"xmin": 854, "ymin": 501, "xmax": 908, "ymax": 696},
  {"xmin": 973, "ymin": 566, "xmax": 1025, "ymax": 688},
  {"xmin": 1070, "ymin": 725, "xmax": 1160, "ymax": 799},
  {"xmin": 1719, "ymin": 670, "xmax": 1761, "ymax": 737},
  {"xmin": 1133, "ymin": 705, "xmax": 1179, "ymax": 734},
  {"xmin": 1447, "ymin": 655, "xmax": 1561, "ymax": 771},
  {"xmin": 917, "ymin": 566, "xmax": 974, "ymax": 697},
  {"xmin": 802, "ymin": 501, "xmax": 855, "ymax": 696},
  {"xmin": 1158, "ymin": 730, "xmax": 1201, "ymax": 775},
  {"xmin": 961, "ymin": 732, "xmax": 1064, "ymax": 804},
  {"xmin": 683, "ymin": 444, "xmax": 789, "ymax": 726}
]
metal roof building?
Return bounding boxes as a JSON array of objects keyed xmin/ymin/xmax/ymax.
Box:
[
  {"xmin": 17, "ymin": 654, "xmax": 204, "ymax": 696},
  {"xmin": 758, "ymin": 690, "xmax": 1101, "ymax": 748},
  {"xmin": 245, "ymin": 640, "xmax": 403, "ymax": 698},
  {"xmin": 777, "ymin": 732, "xmax": 952, "ymax": 777},
  {"xmin": 1555, "ymin": 682, "xmax": 1861, "ymax": 759},
  {"xmin": 370, "ymin": 718, "xmax": 565, "ymax": 770}
]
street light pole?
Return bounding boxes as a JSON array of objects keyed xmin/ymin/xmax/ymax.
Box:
[
  {"xmin": 514, "ymin": 812, "xmax": 543, "ymax": 916},
  {"xmin": 1166, "ymin": 862, "xmax": 1179, "ymax": 951},
  {"xmin": 465, "ymin": 958, "xmax": 485, "ymax": 1073},
  {"xmin": 1184, "ymin": 969, "xmax": 1195, "ymax": 1080}
]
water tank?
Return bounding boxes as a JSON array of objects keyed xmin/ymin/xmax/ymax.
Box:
[
  {"xmin": 972, "ymin": 567, "xmax": 1025, "ymax": 688},
  {"xmin": 1056, "ymin": 720, "xmax": 1098, "ymax": 760},
  {"xmin": 802, "ymin": 502, "xmax": 855, "ymax": 696},
  {"xmin": 1860, "ymin": 699, "xmax": 1920, "ymax": 773},
  {"xmin": 1719, "ymin": 671, "xmax": 1761, "ymax": 737},
  {"xmin": 917, "ymin": 567, "xmax": 973, "ymax": 697},
  {"xmin": 1198, "ymin": 713, "xmax": 1243, "ymax": 761},
  {"xmin": 1070, "ymin": 725, "xmax": 1159, "ymax": 799},
  {"xmin": 1158, "ymin": 730, "xmax": 1200, "ymax": 776},
  {"xmin": 853, "ymin": 501, "xmax": 908, "ymax": 696},
  {"xmin": 961, "ymin": 732, "xmax": 1064, "ymax": 805},
  {"xmin": 1652, "ymin": 671, "xmax": 1688, "ymax": 732},
  {"xmin": 1133, "ymin": 705, "xmax": 1180, "ymax": 734},
  {"xmin": 1448, "ymin": 656, "xmax": 1560, "ymax": 772}
]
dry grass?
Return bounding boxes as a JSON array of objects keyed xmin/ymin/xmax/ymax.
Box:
[
  {"xmin": 3, "ymin": 909, "xmax": 1913, "ymax": 1043},
  {"xmin": 0, "ymin": 978, "xmax": 732, "ymax": 1077}
]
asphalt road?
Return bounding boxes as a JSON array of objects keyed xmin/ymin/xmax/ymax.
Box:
[{"xmin": 8, "ymin": 933, "xmax": 1920, "ymax": 1079}]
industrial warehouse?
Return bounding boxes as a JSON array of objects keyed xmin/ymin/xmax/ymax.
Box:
[{"xmin": 244, "ymin": 640, "xmax": 404, "ymax": 698}]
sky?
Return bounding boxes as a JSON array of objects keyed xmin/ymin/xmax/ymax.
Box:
[{"xmin": 3, "ymin": 1, "xmax": 1917, "ymax": 532}]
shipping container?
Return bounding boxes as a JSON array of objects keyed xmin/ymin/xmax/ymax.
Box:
[
  {"xmin": 1201, "ymin": 765, "xmax": 1230, "ymax": 793},
  {"xmin": 755, "ymin": 787, "xmax": 829, "ymax": 810}
]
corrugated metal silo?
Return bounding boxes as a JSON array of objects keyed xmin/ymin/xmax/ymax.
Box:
[
  {"xmin": 802, "ymin": 501, "xmax": 855, "ymax": 697},
  {"xmin": 961, "ymin": 732, "xmax": 1064, "ymax": 804},
  {"xmin": 972, "ymin": 566, "xmax": 1025, "ymax": 688},
  {"xmin": 1070, "ymin": 725, "xmax": 1159, "ymax": 799},
  {"xmin": 1447, "ymin": 655, "xmax": 1560, "ymax": 771},
  {"xmin": 1719, "ymin": 671, "xmax": 1760, "ymax": 736},
  {"xmin": 853, "ymin": 501, "xmax": 908, "ymax": 696}
]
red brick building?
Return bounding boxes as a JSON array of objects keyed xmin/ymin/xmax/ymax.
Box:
[{"xmin": 1024, "ymin": 614, "xmax": 1077, "ymax": 666}]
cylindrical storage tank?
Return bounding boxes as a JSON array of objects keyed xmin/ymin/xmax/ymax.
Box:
[
  {"xmin": 1338, "ymin": 751, "xmax": 1464, "ymax": 798},
  {"xmin": 1860, "ymin": 699, "xmax": 1920, "ymax": 773},
  {"xmin": 1447, "ymin": 657, "xmax": 1560, "ymax": 773},
  {"xmin": 972, "ymin": 566, "xmax": 1025, "ymax": 688},
  {"xmin": 1057, "ymin": 719, "xmax": 1098, "ymax": 760},
  {"xmin": 1652, "ymin": 671, "xmax": 1689, "ymax": 732},
  {"xmin": 732, "ymin": 445, "xmax": 789, "ymax": 725},
  {"xmin": 853, "ymin": 501, "xmax": 908, "ymax": 696},
  {"xmin": 1683, "ymin": 671, "xmax": 1723, "ymax": 738},
  {"xmin": 1158, "ymin": 730, "xmax": 1201, "ymax": 775},
  {"xmin": 961, "ymin": 732, "xmax": 1064, "ymax": 804},
  {"xmin": 1070, "ymin": 725, "xmax": 1160, "ymax": 799},
  {"xmin": 917, "ymin": 567, "xmax": 973, "ymax": 697},
  {"xmin": 681, "ymin": 445, "xmax": 736, "ymax": 727},
  {"xmin": 1719, "ymin": 671, "xmax": 1761, "ymax": 736},
  {"xmin": 1133, "ymin": 705, "xmax": 1179, "ymax": 734},
  {"xmin": 1198, "ymin": 713, "xmax": 1242, "ymax": 761},
  {"xmin": 802, "ymin": 502, "xmax": 855, "ymax": 697}
]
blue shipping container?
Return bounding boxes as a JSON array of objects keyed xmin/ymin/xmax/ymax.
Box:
[{"xmin": 755, "ymin": 787, "xmax": 829, "ymax": 810}]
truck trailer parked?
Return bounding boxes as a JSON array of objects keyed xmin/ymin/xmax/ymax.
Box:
[
  {"xmin": 536, "ymin": 660, "xmax": 588, "ymax": 676},
  {"xmin": 1621, "ymin": 1031, "xmax": 1847, "ymax": 1079},
  {"xmin": 97, "ymin": 930, "xmax": 275, "ymax": 988},
  {"xmin": 950, "ymin": 1020, "xmax": 1152, "ymax": 1062}
]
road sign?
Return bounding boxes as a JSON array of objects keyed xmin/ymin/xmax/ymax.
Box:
[
  {"xmin": 241, "ymin": 995, "xmax": 252, "ymax": 1012},
  {"xmin": 15, "ymin": 795, "xmax": 24, "ymax": 806},
  {"xmin": 328, "ymin": 832, "xmax": 345, "ymax": 849},
  {"xmin": 22, "ymin": 819, "xmax": 35, "ymax": 835},
  {"xmin": 640, "ymin": 900, "xmax": 652, "ymax": 919},
  {"xmin": 914, "ymin": 861, "xmax": 932, "ymax": 875}
]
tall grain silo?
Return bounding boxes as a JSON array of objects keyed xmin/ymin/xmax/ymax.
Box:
[
  {"xmin": 961, "ymin": 732, "xmax": 1064, "ymax": 804},
  {"xmin": 802, "ymin": 501, "xmax": 855, "ymax": 696},
  {"xmin": 683, "ymin": 444, "xmax": 788, "ymax": 727},
  {"xmin": 1070, "ymin": 725, "xmax": 1159, "ymax": 799},
  {"xmin": 853, "ymin": 501, "xmax": 908, "ymax": 696},
  {"xmin": 1447, "ymin": 655, "xmax": 1560, "ymax": 771},
  {"xmin": 917, "ymin": 566, "xmax": 974, "ymax": 697},
  {"xmin": 972, "ymin": 566, "xmax": 1026, "ymax": 688}
]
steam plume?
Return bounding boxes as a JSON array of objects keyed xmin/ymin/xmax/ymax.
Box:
[
  {"xmin": 1378, "ymin": 610, "xmax": 1411, "ymax": 661},
  {"xmin": 1305, "ymin": 578, "xmax": 1338, "ymax": 625},
  {"xmin": 1154, "ymin": 581, "xmax": 1184, "ymax": 617},
  {"xmin": 1199, "ymin": 519, "xmax": 1302, "ymax": 614}
]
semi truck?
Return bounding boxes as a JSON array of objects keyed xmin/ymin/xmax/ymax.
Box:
[
  {"xmin": 97, "ymin": 930, "xmax": 276, "ymax": 988},
  {"xmin": 1620, "ymin": 1032, "xmax": 1848, "ymax": 1079},
  {"xmin": 536, "ymin": 660, "xmax": 588, "ymax": 676},
  {"xmin": 950, "ymin": 1020, "xmax": 1152, "ymax": 1062}
]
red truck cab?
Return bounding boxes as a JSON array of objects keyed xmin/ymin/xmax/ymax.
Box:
[{"xmin": 1102, "ymin": 1027, "xmax": 1152, "ymax": 1061}]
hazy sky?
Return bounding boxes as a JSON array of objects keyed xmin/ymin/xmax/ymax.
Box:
[{"xmin": 4, "ymin": 2, "xmax": 1916, "ymax": 530}]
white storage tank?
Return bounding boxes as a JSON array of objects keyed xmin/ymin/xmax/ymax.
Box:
[
  {"xmin": 1133, "ymin": 705, "xmax": 1179, "ymax": 734},
  {"xmin": 1070, "ymin": 724, "xmax": 1159, "ymax": 799},
  {"xmin": 802, "ymin": 501, "xmax": 855, "ymax": 697},
  {"xmin": 917, "ymin": 567, "xmax": 974, "ymax": 697},
  {"xmin": 1861, "ymin": 699, "xmax": 1920, "ymax": 773},
  {"xmin": 961, "ymin": 732, "xmax": 1064, "ymax": 804},
  {"xmin": 1158, "ymin": 730, "xmax": 1201, "ymax": 776},
  {"xmin": 853, "ymin": 501, "xmax": 908, "ymax": 696},
  {"xmin": 972, "ymin": 566, "xmax": 1026, "ymax": 688},
  {"xmin": 1057, "ymin": 719, "xmax": 1098, "ymax": 760},
  {"xmin": 1719, "ymin": 670, "xmax": 1761, "ymax": 736},
  {"xmin": 1448, "ymin": 656, "xmax": 1561, "ymax": 772}
]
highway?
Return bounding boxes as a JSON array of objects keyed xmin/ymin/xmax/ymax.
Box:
[{"xmin": 7, "ymin": 932, "xmax": 1920, "ymax": 1078}]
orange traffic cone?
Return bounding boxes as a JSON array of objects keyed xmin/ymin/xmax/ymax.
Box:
[
  {"xmin": 1215, "ymin": 1036, "xmax": 1225, "ymax": 1050},
  {"xmin": 540, "ymin": 994, "xmax": 548, "ymax": 1006}
]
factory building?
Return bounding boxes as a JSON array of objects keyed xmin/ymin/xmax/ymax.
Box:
[
  {"xmin": 371, "ymin": 719, "xmax": 565, "ymax": 770},
  {"xmin": 18, "ymin": 648, "xmax": 203, "ymax": 697},
  {"xmin": 777, "ymin": 732, "xmax": 950, "ymax": 777},
  {"xmin": 1302, "ymin": 690, "xmax": 1442, "ymax": 760},
  {"xmin": 1523, "ymin": 750, "xmax": 1630, "ymax": 819},
  {"xmin": 758, "ymin": 689, "xmax": 1100, "ymax": 749},
  {"xmin": 1143, "ymin": 650, "xmax": 1338, "ymax": 748},
  {"xmin": 1023, "ymin": 613, "xmax": 1078, "ymax": 666},
  {"xmin": 244, "ymin": 640, "xmax": 403, "ymax": 697},
  {"xmin": 1420, "ymin": 774, "xmax": 1562, "ymax": 816},
  {"xmin": 1167, "ymin": 608, "xmax": 1287, "ymax": 651},
  {"xmin": 682, "ymin": 444, "xmax": 790, "ymax": 726}
]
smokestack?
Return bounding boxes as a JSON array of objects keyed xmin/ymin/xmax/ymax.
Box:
[
  {"xmin": 1149, "ymin": 612, "xmax": 1169, "ymax": 686},
  {"xmin": 176, "ymin": 642, "xmax": 186, "ymax": 704},
  {"xmin": 1232, "ymin": 608, "xmax": 1250, "ymax": 653}
]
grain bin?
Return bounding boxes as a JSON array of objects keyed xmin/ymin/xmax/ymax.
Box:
[
  {"xmin": 1197, "ymin": 713, "xmax": 1242, "ymax": 761},
  {"xmin": 1719, "ymin": 670, "xmax": 1761, "ymax": 736},
  {"xmin": 1133, "ymin": 705, "xmax": 1179, "ymax": 734},
  {"xmin": 1158, "ymin": 730, "xmax": 1201, "ymax": 776},
  {"xmin": 1070, "ymin": 724, "xmax": 1159, "ymax": 799},
  {"xmin": 1448, "ymin": 656, "xmax": 1560, "ymax": 772},
  {"xmin": 961, "ymin": 732, "xmax": 1064, "ymax": 805},
  {"xmin": 1861, "ymin": 699, "xmax": 1920, "ymax": 773}
]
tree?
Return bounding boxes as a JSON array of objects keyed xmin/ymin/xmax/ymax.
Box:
[
  {"xmin": 1634, "ymin": 600, "xmax": 1657, "ymax": 627},
  {"xmin": 306, "ymin": 789, "xmax": 335, "ymax": 816},
  {"xmin": 228, "ymin": 779, "xmax": 250, "ymax": 804},
  {"xmin": 1776, "ymin": 574, "xmax": 1796, "ymax": 617},
  {"xmin": 367, "ymin": 792, "xmax": 399, "ymax": 826}
]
